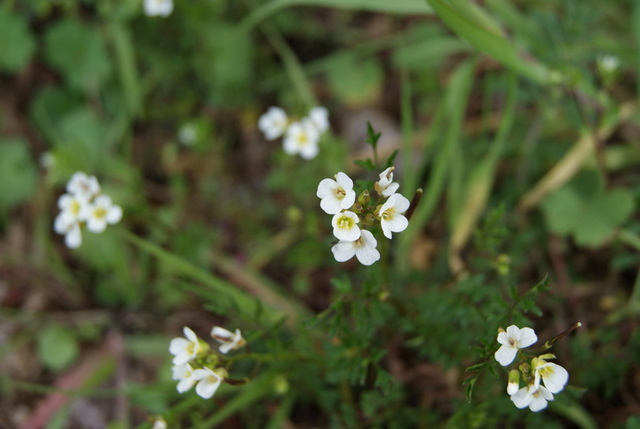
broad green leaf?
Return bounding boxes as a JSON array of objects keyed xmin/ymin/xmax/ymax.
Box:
[
  {"xmin": 0, "ymin": 139, "xmax": 37, "ymax": 211},
  {"xmin": 327, "ymin": 56, "xmax": 383, "ymax": 107},
  {"xmin": 241, "ymin": 0, "xmax": 432, "ymax": 31},
  {"xmin": 0, "ymin": 6, "xmax": 36, "ymax": 72},
  {"xmin": 542, "ymin": 170, "xmax": 635, "ymax": 246},
  {"xmin": 37, "ymin": 325, "xmax": 79, "ymax": 371},
  {"xmin": 44, "ymin": 18, "xmax": 112, "ymax": 91},
  {"xmin": 427, "ymin": 0, "xmax": 551, "ymax": 84}
]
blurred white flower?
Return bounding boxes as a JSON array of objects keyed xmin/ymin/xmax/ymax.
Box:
[
  {"xmin": 283, "ymin": 119, "xmax": 319, "ymax": 160},
  {"xmin": 494, "ymin": 325, "xmax": 537, "ymax": 366},
  {"xmin": 317, "ymin": 172, "xmax": 356, "ymax": 215},
  {"xmin": 58, "ymin": 193, "xmax": 89, "ymax": 222},
  {"xmin": 193, "ymin": 367, "xmax": 226, "ymax": 399},
  {"xmin": 152, "ymin": 417, "xmax": 167, "ymax": 429},
  {"xmin": 599, "ymin": 55, "xmax": 620, "ymax": 73},
  {"xmin": 144, "ymin": 0, "xmax": 173, "ymax": 17},
  {"xmin": 331, "ymin": 211, "xmax": 361, "ymax": 241},
  {"xmin": 54, "ymin": 214, "xmax": 83, "ymax": 249},
  {"xmin": 510, "ymin": 383, "xmax": 554, "ymax": 412},
  {"xmin": 67, "ymin": 172, "xmax": 100, "ymax": 200},
  {"xmin": 84, "ymin": 195, "xmax": 123, "ymax": 233},
  {"xmin": 378, "ymin": 193, "xmax": 410, "ymax": 239},
  {"xmin": 532, "ymin": 356, "xmax": 569, "ymax": 394},
  {"xmin": 170, "ymin": 327, "xmax": 204, "ymax": 365},
  {"xmin": 258, "ymin": 107, "xmax": 289, "ymax": 140},
  {"xmin": 331, "ymin": 229, "xmax": 380, "ymax": 266},
  {"xmin": 308, "ymin": 107, "xmax": 329, "ymax": 133},
  {"xmin": 178, "ymin": 123, "xmax": 198, "ymax": 146},
  {"xmin": 172, "ymin": 362, "xmax": 198, "ymax": 393},
  {"xmin": 210, "ymin": 326, "xmax": 246, "ymax": 354},
  {"xmin": 375, "ymin": 167, "xmax": 399, "ymax": 197}
]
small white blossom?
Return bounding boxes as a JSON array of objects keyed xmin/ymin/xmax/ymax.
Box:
[
  {"xmin": 378, "ymin": 193, "xmax": 410, "ymax": 239},
  {"xmin": 58, "ymin": 193, "xmax": 89, "ymax": 223},
  {"xmin": 494, "ymin": 325, "xmax": 537, "ymax": 366},
  {"xmin": 331, "ymin": 211, "xmax": 361, "ymax": 241},
  {"xmin": 172, "ymin": 363, "xmax": 198, "ymax": 393},
  {"xmin": 193, "ymin": 367, "xmax": 227, "ymax": 399},
  {"xmin": 510, "ymin": 383, "xmax": 554, "ymax": 412},
  {"xmin": 258, "ymin": 107, "xmax": 289, "ymax": 140},
  {"xmin": 152, "ymin": 417, "xmax": 167, "ymax": 429},
  {"xmin": 84, "ymin": 195, "xmax": 123, "ymax": 233},
  {"xmin": 283, "ymin": 119, "xmax": 320, "ymax": 160},
  {"xmin": 144, "ymin": 0, "xmax": 173, "ymax": 17},
  {"xmin": 211, "ymin": 326, "xmax": 246, "ymax": 354},
  {"xmin": 169, "ymin": 327, "xmax": 204, "ymax": 365},
  {"xmin": 532, "ymin": 356, "xmax": 569, "ymax": 394},
  {"xmin": 308, "ymin": 107, "xmax": 329, "ymax": 133},
  {"xmin": 332, "ymin": 229, "xmax": 380, "ymax": 266},
  {"xmin": 178, "ymin": 123, "xmax": 198, "ymax": 146},
  {"xmin": 317, "ymin": 172, "xmax": 356, "ymax": 215},
  {"xmin": 375, "ymin": 167, "xmax": 399, "ymax": 197},
  {"xmin": 54, "ymin": 214, "xmax": 82, "ymax": 249},
  {"xmin": 599, "ymin": 55, "xmax": 620, "ymax": 73},
  {"xmin": 66, "ymin": 172, "xmax": 100, "ymax": 200}
]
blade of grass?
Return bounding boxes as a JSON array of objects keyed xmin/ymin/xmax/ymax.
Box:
[
  {"xmin": 108, "ymin": 20, "xmax": 141, "ymax": 118},
  {"xmin": 517, "ymin": 101, "xmax": 635, "ymax": 213},
  {"xmin": 194, "ymin": 374, "xmax": 275, "ymax": 428},
  {"xmin": 427, "ymin": 0, "xmax": 552, "ymax": 84},
  {"xmin": 397, "ymin": 59, "xmax": 476, "ymax": 270},
  {"xmin": 120, "ymin": 230, "xmax": 304, "ymax": 328},
  {"xmin": 240, "ymin": 0, "xmax": 432, "ymax": 33},
  {"xmin": 448, "ymin": 72, "xmax": 518, "ymax": 274}
]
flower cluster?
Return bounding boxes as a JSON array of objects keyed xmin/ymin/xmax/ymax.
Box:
[
  {"xmin": 170, "ymin": 326, "xmax": 246, "ymax": 399},
  {"xmin": 53, "ymin": 172, "xmax": 122, "ymax": 249},
  {"xmin": 495, "ymin": 325, "xmax": 569, "ymax": 412},
  {"xmin": 258, "ymin": 106, "xmax": 329, "ymax": 159},
  {"xmin": 144, "ymin": 0, "xmax": 173, "ymax": 17},
  {"xmin": 317, "ymin": 167, "xmax": 410, "ymax": 266}
]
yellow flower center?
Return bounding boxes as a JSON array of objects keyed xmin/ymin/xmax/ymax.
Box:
[
  {"xmin": 70, "ymin": 200, "xmax": 81, "ymax": 216},
  {"xmin": 93, "ymin": 207, "xmax": 107, "ymax": 219},
  {"xmin": 334, "ymin": 187, "xmax": 346, "ymax": 199},
  {"xmin": 382, "ymin": 208, "xmax": 395, "ymax": 221},
  {"xmin": 337, "ymin": 215, "xmax": 354, "ymax": 229}
]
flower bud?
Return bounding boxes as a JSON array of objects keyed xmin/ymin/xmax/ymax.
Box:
[
  {"xmin": 351, "ymin": 203, "xmax": 364, "ymax": 214},
  {"xmin": 507, "ymin": 369, "xmax": 520, "ymax": 395},
  {"xmin": 361, "ymin": 213, "xmax": 376, "ymax": 226},
  {"xmin": 357, "ymin": 189, "xmax": 371, "ymax": 205}
]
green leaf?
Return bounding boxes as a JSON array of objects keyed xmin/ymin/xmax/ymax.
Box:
[
  {"xmin": 542, "ymin": 170, "xmax": 635, "ymax": 246},
  {"xmin": 463, "ymin": 374, "xmax": 479, "ymax": 402},
  {"xmin": 327, "ymin": 56, "xmax": 383, "ymax": 107},
  {"xmin": 241, "ymin": 0, "xmax": 432, "ymax": 31},
  {"xmin": 427, "ymin": 0, "xmax": 551, "ymax": 84},
  {"xmin": 44, "ymin": 18, "xmax": 112, "ymax": 91},
  {"xmin": 0, "ymin": 139, "xmax": 37, "ymax": 211},
  {"xmin": 0, "ymin": 6, "xmax": 36, "ymax": 72},
  {"xmin": 37, "ymin": 325, "xmax": 79, "ymax": 372}
]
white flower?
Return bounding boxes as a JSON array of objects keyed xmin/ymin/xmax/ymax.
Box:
[
  {"xmin": 510, "ymin": 383, "xmax": 554, "ymax": 412},
  {"xmin": 144, "ymin": 0, "xmax": 173, "ymax": 17},
  {"xmin": 332, "ymin": 229, "xmax": 380, "ymax": 266},
  {"xmin": 211, "ymin": 326, "xmax": 246, "ymax": 354},
  {"xmin": 169, "ymin": 327, "xmax": 204, "ymax": 365},
  {"xmin": 54, "ymin": 213, "xmax": 82, "ymax": 249},
  {"xmin": 283, "ymin": 119, "xmax": 320, "ymax": 159},
  {"xmin": 84, "ymin": 195, "xmax": 123, "ymax": 233},
  {"xmin": 172, "ymin": 363, "xmax": 198, "ymax": 393},
  {"xmin": 494, "ymin": 325, "xmax": 537, "ymax": 366},
  {"xmin": 178, "ymin": 123, "xmax": 198, "ymax": 146},
  {"xmin": 378, "ymin": 193, "xmax": 410, "ymax": 239},
  {"xmin": 507, "ymin": 369, "xmax": 520, "ymax": 395},
  {"xmin": 374, "ymin": 167, "xmax": 399, "ymax": 197},
  {"xmin": 331, "ymin": 211, "xmax": 361, "ymax": 241},
  {"xmin": 193, "ymin": 367, "xmax": 227, "ymax": 399},
  {"xmin": 58, "ymin": 193, "xmax": 89, "ymax": 222},
  {"xmin": 599, "ymin": 55, "xmax": 620, "ymax": 73},
  {"xmin": 258, "ymin": 107, "xmax": 289, "ymax": 140},
  {"xmin": 532, "ymin": 356, "xmax": 569, "ymax": 394},
  {"xmin": 308, "ymin": 107, "xmax": 329, "ymax": 133},
  {"xmin": 316, "ymin": 172, "xmax": 356, "ymax": 215},
  {"xmin": 66, "ymin": 172, "xmax": 100, "ymax": 200},
  {"xmin": 152, "ymin": 417, "xmax": 167, "ymax": 429}
]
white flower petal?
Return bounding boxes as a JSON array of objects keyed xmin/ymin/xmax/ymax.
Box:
[
  {"xmin": 540, "ymin": 363, "xmax": 569, "ymax": 394},
  {"xmin": 332, "ymin": 241, "xmax": 356, "ymax": 262},
  {"xmin": 494, "ymin": 344, "xmax": 517, "ymax": 366},
  {"xmin": 510, "ymin": 387, "xmax": 531, "ymax": 409},
  {"xmin": 107, "ymin": 205, "xmax": 123, "ymax": 224},
  {"xmin": 517, "ymin": 327, "xmax": 538, "ymax": 348},
  {"xmin": 65, "ymin": 224, "xmax": 82, "ymax": 248}
]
